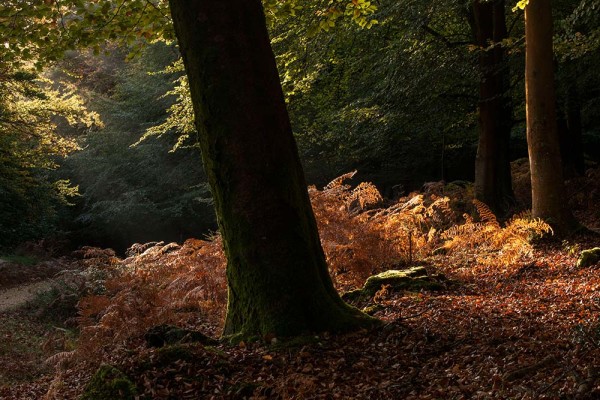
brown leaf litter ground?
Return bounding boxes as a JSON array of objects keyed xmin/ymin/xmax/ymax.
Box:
[{"xmin": 1, "ymin": 234, "xmax": 600, "ymax": 399}]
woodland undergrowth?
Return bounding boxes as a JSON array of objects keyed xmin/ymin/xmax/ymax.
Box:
[{"xmin": 37, "ymin": 172, "xmax": 556, "ymax": 399}]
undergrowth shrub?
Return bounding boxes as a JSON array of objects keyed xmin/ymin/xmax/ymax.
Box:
[
  {"xmin": 46, "ymin": 238, "xmax": 228, "ymax": 382},
  {"xmin": 440, "ymin": 200, "xmax": 552, "ymax": 267},
  {"xmin": 311, "ymin": 172, "xmax": 460, "ymax": 289},
  {"xmin": 370, "ymin": 194, "xmax": 456, "ymax": 265},
  {"xmin": 46, "ymin": 173, "xmax": 552, "ymax": 398},
  {"xmin": 310, "ymin": 172, "xmax": 391, "ymax": 290}
]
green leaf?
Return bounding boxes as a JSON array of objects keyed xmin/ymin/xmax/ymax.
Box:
[{"xmin": 512, "ymin": 0, "xmax": 528, "ymax": 12}]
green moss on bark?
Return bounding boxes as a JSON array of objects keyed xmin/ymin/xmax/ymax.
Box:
[{"xmin": 169, "ymin": 0, "xmax": 379, "ymax": 340}]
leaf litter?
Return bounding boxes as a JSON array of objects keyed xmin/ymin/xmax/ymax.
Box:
[{"xmin": 1, "ymin": 171, "xmax": 600, "ymax": 399}]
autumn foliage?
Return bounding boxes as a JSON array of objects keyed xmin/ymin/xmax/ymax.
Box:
[{"xmin": 36, "ymin": 173, "xmax": 563, "ymax": 398}]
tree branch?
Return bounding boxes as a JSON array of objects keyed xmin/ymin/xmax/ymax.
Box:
[{"xmin": 421, "ymin": 24, "xmax": 471, "ymax": 48}]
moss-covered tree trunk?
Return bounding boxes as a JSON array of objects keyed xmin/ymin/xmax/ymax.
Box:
[
  {"xmin": 471, "ymin": 0, "xmax": 515, "ymax": 216},
  {"xmin": 168, "ymin": 0, "xmax": 376, "ymax": 339},
  {"xmin": 525, "ymin": 0, "xmax": 577, "ymax": 234}
]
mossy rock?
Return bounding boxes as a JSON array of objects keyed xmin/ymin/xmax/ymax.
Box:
[
  {"xmin": 81, "ymin": 364, "xmax": 137, "ymax": 400},
  {"xmin": 154, "ymin": 343, "xmax": 197, "ymax": 365},
  {"xmin": 577, "ymin": 248, "xmax": 600, "ymax": 268},
  {"xmin": 342, "ymin": 266, "xmax": 445, "ymax": 302},
  {"xmin": 144, "ymin": 324, "xmax": 217, "ymax": 348}
]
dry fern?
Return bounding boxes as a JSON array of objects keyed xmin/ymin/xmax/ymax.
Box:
[
  {"xmin": 57, "ymin": 237, "xmax": 227, "ymax": 377},
  {"xmin": 52, "ymin": 172, "xmax": 556, "ymax": 398},
  {"xmin": 441, "ymin": 201, "xmax": 552, "ymax": 267},
  {"xmin": 346, "ymin": 181, "xmax": 383, "ymax": 213},
  {"xmin": 325, "ymin": 170, "xmax": 357, "ymax": 190},
  {"xmin": 312, "ymin": 174, "xmax": 460, "ymax": 288}
]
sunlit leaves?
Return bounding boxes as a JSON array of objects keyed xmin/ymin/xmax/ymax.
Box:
[
  {"xmin": 1, "ymin": 72, "xmax": 101, "ymax": 168},
  {"xmin": 0, "ymin": 63, "xmax": 102, "ymax": 246},
  {"xmin": 513, "ymin": 0, "xmax": 528, "ymax": 12},
  {"xmin": 345, "ymin": 0, "xmax": 378, "ymax": 28},
  {"xmin": 135, "ymin": 59, "xmax": 197, "ymax": 151},
  {"xmin": 263, "ymin": 0, "xmax": 304, "ymax": 23},
  {"xmin": 56, "ymin": 43, "xmax": 214, "ymax": 249},
  {"xmin": 0, "ymin": 0, "xmax": 172, "ymax": 69},
  {"xmin": 555, "ymin": 0, "xmax": 600, "ymax": 59}
]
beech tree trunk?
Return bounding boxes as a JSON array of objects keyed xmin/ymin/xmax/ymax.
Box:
[
  {"xmin": 168, "ymin": 0, "xmax": 376, "ymax": 339},
  {"xmin": 471, "ymin": 0, "xmax": 514, "ymax": 216},
  {"xmin": 525, "ymin": 0, "xmax": 577, "ymax": 233}
]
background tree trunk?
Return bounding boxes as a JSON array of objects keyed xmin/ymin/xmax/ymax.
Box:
[
  {"xmin": 168, "ymin": 0, "xmax": 376, "ymax": 339},
  {"xmin": 525, "ymin": 0, "xmax": 577, "ymax": 234},
  {"xmin": 471, "ymin": 0, "xmax": 515, "ymax": 216}
]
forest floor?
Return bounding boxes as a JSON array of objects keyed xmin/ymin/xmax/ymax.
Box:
[
  {"xmin": 0, "ymin": 258, "xmax": 80, "ymax": 398},
  {"xmin": 1, "ymin": 165, "xmax": 600, "ymax": 399},
  {"xmin": 1, "ymin": 234, "xmax": 600, "ymax": 399},
  {"xmin": 0, "ymin": 280, "xmax": 54, "ymax": 312}
]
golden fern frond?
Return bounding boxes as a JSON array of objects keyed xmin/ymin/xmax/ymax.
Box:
[
  {"xmin": 402, "ymin": 194, "xmax": 424, "ymax": 211},
  {"xmin": 463, "ymin": 213, "xmax": 474, "ymax": 224},
  {"xmin": 427, "ymin": 227, "xmax": 438, "ymax": 242},
  {"xmin": 473, "ymin": 199, "xmax": 499, "ymax": 226},
  {"xmin": 443, "ymin": 221, "xmax": 484, "ymax": 239},
  {"xmin": 346, "ymin": 182, "xmax": 383, "ymax": 210},
  {"xmin": 325, "ymin": 170, "xmax": 357, "ymax": 190},
  {"xmin": 45, "ymin": 351, "xmax": 75, "ymax": 369}
]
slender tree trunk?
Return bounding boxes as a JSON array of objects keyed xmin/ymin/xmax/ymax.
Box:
[
  {"xmin": 168, "ymin": 0, "xmax": 376, "ymax": 339},
  {"xmin": 471, "ymin": 0, "xmax": 514, "ymax": 216},
  {"xmin": 525, "ymin": 0, "xmax": 577, "ymax": 234}
]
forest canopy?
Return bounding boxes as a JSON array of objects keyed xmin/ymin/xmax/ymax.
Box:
[{"xmin": 2, "ymin": 0, "xmax": 599, "ymax": 250}]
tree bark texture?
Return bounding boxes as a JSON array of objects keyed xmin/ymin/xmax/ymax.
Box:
[
  {"xmin": 168, "ymin": 0, "xmax": 376, "ymax": 338},
  {"xmin": 471, "ymin": 0, "xmax": 515, "ymax": 216},
  {"xmin": 525, "ymin": 0, "xmax": 577, "ymax": 233}
]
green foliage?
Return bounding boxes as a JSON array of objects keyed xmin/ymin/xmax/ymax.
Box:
[
  {"xmin": 58, "ymin": 43, "xmax": 214, "ymax": 250},
  {"xmin": 555, "ymin": 0, "xmax": 600, "ymax": 60},
  {"xmin": 0, "ymin": 0, "xmax": 172, "ymax": 69},
  {"xmin": 553, "ymin": 0, "xmax": 598, "ymax": 59},
  {"xmin": 2, "ymin": 0, "xmax": 600, "ymax": 251},
  {"xmin": 0, "ymin": 63, "xmax": 100, "ymax": 249},
  {"xmin": 271, "ymin": 0, "xmax": 480, "ymax": 187},
  {"xmin": 135, "ymin": 59, "xmax": 197, "ymax": 151},
  {"xmin": 0, "ymin": 0, "xmax": 65, "ymax": 66},
  {"xmin": 0, "ymin": 0, "xmax": 376, "ymax": 71}
]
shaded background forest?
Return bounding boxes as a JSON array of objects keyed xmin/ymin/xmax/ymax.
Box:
[{"xmin": 1, "ymin": 0, "xmax": 599, "ymax": 252}]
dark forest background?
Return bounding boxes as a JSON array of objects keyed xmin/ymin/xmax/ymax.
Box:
[{"xmin": 1, "ymin": 0, "xmax": 599, "ymax": 252}]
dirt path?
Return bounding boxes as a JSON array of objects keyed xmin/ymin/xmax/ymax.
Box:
[{"xmin": 0, "ymin": 280, "xmax": 53, "ymax": 312}]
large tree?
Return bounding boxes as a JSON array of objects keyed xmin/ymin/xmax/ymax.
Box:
[
  {"xmin": 168, "ymin": 0, "xmax": 376, "ymax": 339},
  {"xmin": 524, "ymin": 0, "xmax": 577, "ymax": 233},
  {"xmin": 470, "ymin": 0, "xmax": 515, "ymax": 215}
]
